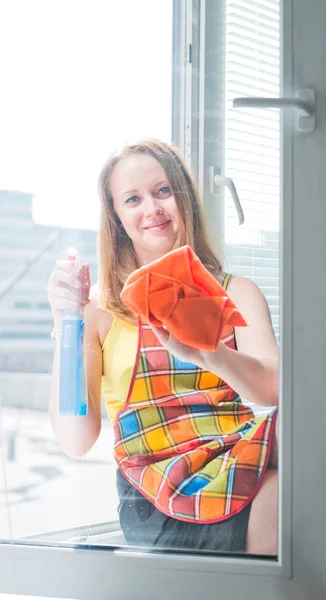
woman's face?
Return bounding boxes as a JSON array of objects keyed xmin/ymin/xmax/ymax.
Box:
[{"xmin": 110, "ymin": 153, "xmax": 181, "ymax": 266}]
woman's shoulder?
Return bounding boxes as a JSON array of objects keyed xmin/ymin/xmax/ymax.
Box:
[
  {"xmin": 223, "ymin": 275, "xmax": 271, "ymax": 324},
  {"xmin": 226, "ymin": 274, "xmax": 263, "ymax": 298},
  {"xmin": 213, "ymin": 269, "xmax": 267, "ymax": 308}
]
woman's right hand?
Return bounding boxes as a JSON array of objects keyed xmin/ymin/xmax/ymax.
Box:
[{"xmin": 47, "ymin": 260, "xmax": 91, "ymax": 326}]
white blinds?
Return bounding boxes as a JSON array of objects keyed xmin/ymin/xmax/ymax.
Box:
[{"xmin": 224, "ymin": 0, "xmax": 280, "ymax": 338}]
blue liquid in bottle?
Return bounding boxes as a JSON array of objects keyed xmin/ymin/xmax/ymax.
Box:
[{"xmin": 59, "ymin": 249, "xmax": 88, "ymax": 416}]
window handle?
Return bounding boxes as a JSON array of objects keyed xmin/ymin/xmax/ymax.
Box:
[
  {"xmin": 233, "ymin": 88, "xmax": 316, "ymax": 132},
  {"xmin": 210, "ymin": 169, "xmax": 245, "ymax": 225}
]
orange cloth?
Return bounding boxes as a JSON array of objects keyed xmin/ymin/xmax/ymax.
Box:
[{"xmin": 120, "ymin": 245, "xmax": 248, "ymax": 351}]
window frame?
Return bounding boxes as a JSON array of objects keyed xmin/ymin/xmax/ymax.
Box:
[{"xmin": 1, "ymin": 0, "xmax": 326, "ymax": 598}]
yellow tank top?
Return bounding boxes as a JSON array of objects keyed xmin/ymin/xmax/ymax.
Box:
[
  {"xmin": 101, "ymin": 316, "xmax": 138, "ymax": 422},
  {"xmin": 101, "ymin": 272, "xmax": 233, "ymax": 422}
]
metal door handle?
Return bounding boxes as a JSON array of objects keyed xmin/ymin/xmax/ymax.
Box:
[
  {"xmin": 233, "ymin": 88, "xmax": 316, "ymax": 132},
  {"xmin": 210, "ymin": 170, "xmax": 244, "ymax": 225}
]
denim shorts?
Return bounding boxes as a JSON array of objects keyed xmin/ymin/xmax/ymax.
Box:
[{"xmin": 116, "ymin": 469, "xmax": 251, "ymax": 553}]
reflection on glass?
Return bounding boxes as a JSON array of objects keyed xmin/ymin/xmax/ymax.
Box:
[{"xmin": 0, "ymin": 0, "xmax": 279, "ymax": 558}]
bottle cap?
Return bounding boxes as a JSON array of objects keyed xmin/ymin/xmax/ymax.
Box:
[{"xmin": 67, "ymin": 247, "xmax": 78, "ymax": 261}]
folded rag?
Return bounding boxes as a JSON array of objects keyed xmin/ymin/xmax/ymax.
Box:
[{"xmin": 120, "ymin": 245, "xmax": 248, "ymax": 351}]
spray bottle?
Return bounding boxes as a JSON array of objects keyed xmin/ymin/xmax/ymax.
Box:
[{"xmin": 59, "ymin": 248, "xmax": 88, "ymax": 416}]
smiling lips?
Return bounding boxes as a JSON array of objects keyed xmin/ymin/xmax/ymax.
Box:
[{"xmin": 144, "ymin": 220, "xmax": 171, "ymax": 231}]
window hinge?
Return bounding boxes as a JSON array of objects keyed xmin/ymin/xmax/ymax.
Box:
[{"xmin": 185, "ymin": 44, "xmax": 192, "ymax": 64}]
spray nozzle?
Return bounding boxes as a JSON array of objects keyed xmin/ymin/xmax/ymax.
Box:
[{"xmin": 67, "ymin": 247, "xmax": 79, "ymax": 268}]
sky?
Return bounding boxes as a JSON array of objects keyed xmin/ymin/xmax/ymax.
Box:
[{"xmin": 0, "ymin": 0, "xmax": 172, "ymax": 229}]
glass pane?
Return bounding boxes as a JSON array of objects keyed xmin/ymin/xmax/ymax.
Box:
[
  {"xmin": 0, "ymin": 0, "xmax": 279, "ymax": 560},
  {"xmin": 0, "ymin": 0, "xmax": 172, "ymax": 543},
  {"xmin": 224, "ymin": 0, "xmax": 281, "ymax": 341}
]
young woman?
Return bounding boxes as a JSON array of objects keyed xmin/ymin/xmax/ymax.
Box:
[{"xmin": 48, "ymin": 138, "xmax": 279, "ymax": 555}]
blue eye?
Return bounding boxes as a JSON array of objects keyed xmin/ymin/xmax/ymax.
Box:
[
  {"xmin": 125, "ymin": 196, "xmax": 139, "ymax": 205},
  {"xmin": 157, "ymin": 186, "xmax": 171, "ymax": 196}
]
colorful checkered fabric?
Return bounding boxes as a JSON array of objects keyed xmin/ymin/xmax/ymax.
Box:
[{"xmin": 114, "ymin": 278, "xmax": 277, "ymax": 523}]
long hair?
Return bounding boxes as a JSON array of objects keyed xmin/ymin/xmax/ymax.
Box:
[{"xmin": 97, "ymin": 138, "xmax": 222, "ymax": 321}]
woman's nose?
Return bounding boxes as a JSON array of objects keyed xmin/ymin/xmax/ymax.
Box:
[{"xmin": 143, "ymin": 195, "xmax": 163, "ymax": 216}]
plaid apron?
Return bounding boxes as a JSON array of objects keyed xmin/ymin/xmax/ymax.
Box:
[{"xmin": 114, "ymin": 282, "xmax": 277, "ymax": 523}]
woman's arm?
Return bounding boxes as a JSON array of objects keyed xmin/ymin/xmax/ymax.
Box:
[
  {"xmin": 151, "ymin": 275, "xmax": 279, "ymax": 407},
  {"xmin": 204, "ymin": 276, "xmax": 279, "ymax": 406}
]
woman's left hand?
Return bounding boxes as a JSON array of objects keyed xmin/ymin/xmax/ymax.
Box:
[{"xmin": 149, "ymin": 324, "xmax": 223, "ymax": 371}]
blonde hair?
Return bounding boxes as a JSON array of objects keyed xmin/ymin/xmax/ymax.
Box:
[{"xmin": 97, "ymin": 138, "xmax": 222, "ymax": 321}]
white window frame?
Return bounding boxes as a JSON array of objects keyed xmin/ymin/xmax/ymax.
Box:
[{"xmin": 1, "ymin": 1, "xmax": 326, "ymax": 598}]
